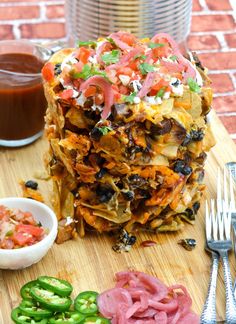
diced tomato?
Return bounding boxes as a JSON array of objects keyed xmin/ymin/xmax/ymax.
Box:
[
  {"xmin": 12, "ymin": 232, "xmax": 34, "ymax": 246},
  {"xmin": 17, "ymin": 224, "xmax": 44, "ymax": 237},
  {"xmin": 117, "ymin": 67, "xmax": 133, "ymax": 77},
  {"xmin": 76, "ymin": 47, "xmax": 91, "ymax": 64},
  {"xmin": 119, "ymin": 85, "xmax": 129, "ymax": 95},
  {"xmin": 84, "ymin": 85, "xmax": 97, "ymax": 97},
  {"xmin": 119, "ymin": 33, "xmax": 137, "ymax": 46},
  {"xmin": 128, "ymin": 60, "xmax": 139, "ymax": 71},
  {"xmin": 41, "ymin": 62, "xmax": 55, "ymax": 82},
  {"xmin": 74, "ymin": 61, "xmax": 84, "ymax": 73},
  {"xmin": 152, "ymin": 38, "xmax": 172, "ymax": 58},
  {"xmin": 149, "ymin": 79, "xmax": 171, "ymax": 96},
  {"xmin": 59, "ymin": 89, "xmax": 74, "ymax": 100}
]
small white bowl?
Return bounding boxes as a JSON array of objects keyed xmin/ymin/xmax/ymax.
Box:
[{"xmin": 0, "ymin": 197, "xmax": 58, "ymax": 270}]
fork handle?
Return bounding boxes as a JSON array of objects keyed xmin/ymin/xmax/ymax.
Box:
[
  {"xmin": 220, "ymin": 251, "xmax": 236, "ymax": 323},
  {"xmin": 200, "ymin": 251, "xmax": 219, "ymax": 324}
]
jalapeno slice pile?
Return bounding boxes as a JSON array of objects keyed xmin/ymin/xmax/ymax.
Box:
[
  {"xmin": 11, "ymin": 276, "xmax": 110, "ymax": 324},
  {"xmin": 37, "ymin": 276, "xmax": 73, "ymax": 297},
  {"xmin": 48, "ymin": 311, "xmax": 85, "ymax": 324},
  {"xmin": 74, "ymin": 291, "xmax": 98, "ymax": 315},
  {"xmin": 11, "ymin": 307, "xmax": 48, "ymax": 324}
]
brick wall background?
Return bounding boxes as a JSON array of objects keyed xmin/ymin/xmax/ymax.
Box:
[{"xmin": 1, "ymin": 0, "xmax": 236, "ymax": 143}]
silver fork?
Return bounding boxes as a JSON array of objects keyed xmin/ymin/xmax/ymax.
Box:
[
  {"xmin": 200, "ymin": 200, "xmax": 219, "ymax": 324},
  {"xmin": 216, "ymin": 169, "xmax": 236, "ymax": 322}
]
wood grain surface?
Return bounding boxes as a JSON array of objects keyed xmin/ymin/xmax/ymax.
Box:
[{"xmin": 0, "ymin": 111, "xmax": 236, "ymax": 323}]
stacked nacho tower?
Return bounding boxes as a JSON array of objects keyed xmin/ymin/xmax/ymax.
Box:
[{"xmin": 42, "ymin": 32, "xmax": 215, "ymax": 244}]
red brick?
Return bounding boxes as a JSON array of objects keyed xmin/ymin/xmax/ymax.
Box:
[
  {"xmin": 219, "ymin": 115, "xmax": 236, "ymax": 135},
  {"xmin": 20, "ymin": 23, "xmax": 65, "ymax": 39},
  {"xmin": 213, "ymin": 95, "xmax": 236, "ymax": 113},
  {"xmin": 205, "ymin": 0, "xmax": 232, "ymax": 11},
  {"xmin": 193, "ymin": 0, "xmax": 202, "ymax": 11},
  {"xmin": 191, "ymin": 15, "xmax": 235, "ymax": 32},
  {"xmin": 209, "ymin": 73, "xmax": 234, "ymax": 93},
  {"xmin": 0, "ymin": 6, "xmax": 39, "ymax": 20},
  {"xmin": 0, "ymin": 25, "xmax": 14, "ymax": 40},
  {"xmin": 46, "ymin": 5, "xmax": 64, "ymax": 19},
  {"xmin": 188, "ymin": 35, "xmax": 220, "ymax": 51},
  {"xmin": 198, "ymin": 52, "xmax": 236, "ymax": 70},
  {"xmin": 225, "ymin": 33, "xmax": 236, "ymax": 48}
]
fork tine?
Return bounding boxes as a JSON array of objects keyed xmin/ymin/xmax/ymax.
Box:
[
  {"xmin": 229, "ymin": 171, "xmax": 235, "ymax": 211},
  {"xmin": 224, "ymin": 201, "xmax": 232, "ymax": 240},
  {"xmin": 223, "ymin": 167, "xmax": 229, "ymax": 210},
  {"xmin": 217, "ymin": 167, "xmax": 223, "ymax": 213},
  {"xmin": 211, "ymin": 199, "xmax": 218, "ymax": 240},
  {"xmin": 205, "ymin": 200, "xmax": 211, "ymax": 240}
]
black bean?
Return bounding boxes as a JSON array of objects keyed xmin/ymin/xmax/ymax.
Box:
[
  {"xmin": 190, "ymin": 129, "xmax": 204, "ymax": 141},
  {"xmin": 25, "ymin": 180, "xmax": 38, "ymax": 190},
  {"xmin": 181, "ymin": 133, "xmax": 192, "ymax": 146},
  {"xmin": 185, "ymin": 208, "xmax": 194, "ymax": 220},
  {"xmin": 122, "ymin": 191, "xmax": 134, "ymax": 201},
  {"xmin": 95, "ymin": 168, "xmax": 107, "ymax": 179},
  {"xmin": 128, "ymin": 174, "xmax": 147, "ymax": 189},
  {"xmin": 171, "ymin": 78, "xmax": 181, "ymax": 87},
  {"xmin": 182, "ymin": 166, "xmax": 192, "ymax": 176},
  {"xmin": 139, "ymin": 189, "xmax": 151, "ymax": 199},
  {"xmin": 90, "ymin": 127, "xmax": 103, "ymax": 141},
  {"xmin": 173, "ymin": 160, "xmax": 186, "ymax": 173},
  {"xmin": 128, "ymin": 235, "xmax": 137, "ymax": 245},
  {"xmin": 54, "ymin": 63, "xmax": 62, "ymax": 76},
  {"xmin": 96, "ymin": 185, "xmax": 115, "ymax": 203},
  {"xmin": 193, "ymin": 201, "xmax": 200, "ymax": 213}
]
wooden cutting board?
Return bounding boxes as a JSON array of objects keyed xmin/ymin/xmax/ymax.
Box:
[{"xmin": 0, "ymin": 111, "xmax": 236, "ymax": 323}]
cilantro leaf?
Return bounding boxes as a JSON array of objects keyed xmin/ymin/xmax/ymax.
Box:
[
  {"xmin": 123, "ymin": 92, "xmax": 137, "ymax": 104},
  {"xmin": 101, "ymin": 50, "xmax": 120, "ymax": 64},
  {"xmin": 106, "ymin": 37, "xmax": 116, "ymax": 45},
  {"xmin": 76, "ymin": 40, "xmax": 97, "ymax": 47},
  {"xmin": 169, "ymin": 55, "xmax": 178, "ymax": 61},
  {"xmin": 187, "ymin": 77, "xmax": 201, "ymax": 93},
  {"xmin": 71, "ymin": 64, "xmax": 107, "ymax": 80},
  {"xmin": 155, "ymin": 88, "xmax": 165, "ymax": 98},
  {"xmin": 134, "ymin": 54, "xmax": 147, "ymax": 60},
  {"xmin": 139, "ymin": 63, "xmax": 155, "ymax": 75},
  {"xmin": 98, "ymin": 126, "xmax": 112, "ymax": 135},
  {"xmin": 148, "ymin": 42, "xmax": 165, "ymax": 49}
]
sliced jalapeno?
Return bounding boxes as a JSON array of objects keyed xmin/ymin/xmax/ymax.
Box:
[
  {"xmin": 11, "ymin": 307, "xmax": 48, "ymax": 324},
  {"xmin": 83, "ymin": 316, "xmax": 110, "ymax": 324},
  {"xmin": 30, "ymin": 286, "xmax": 72, "ymax": 312},
  {"xmin": 20, "ymin": 280, "xmax": 39, "ymax": 300},
  {"xmin": 74, "ymin": 291, "xmax": 98, "ymax": 315},
  {"xmin": 48, "ymin": 311, "xmax": 85, "ymax": 324},
  {"xmin": 37, "ymin": 276, "xmax": 73, "ymax": 297},
  {"xmin": 19, "ymin": 300, "xmax": 53, "ymax": 318}
]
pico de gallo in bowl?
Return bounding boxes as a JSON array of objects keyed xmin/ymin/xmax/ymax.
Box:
[
  {"xmin": 0, "ymin": 197, "xmax": 57, "ymax": 270},
  {"xmin": 0, "ymin": 205, "xmax": 47, "ymax": 249}
]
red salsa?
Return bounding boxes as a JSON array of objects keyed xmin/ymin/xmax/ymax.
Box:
[{"xmin": 0, "ymin": 205, "xmax": 47, "ymax": 249}]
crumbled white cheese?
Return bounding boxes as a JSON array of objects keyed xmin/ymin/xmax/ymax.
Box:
[
  {"xmin": 119, "ymin": 74, "xmax": 130, "ymax": 86},
  {"xmin": 144, "ymin": 96, "xmax": 162, "ymax": 105},
  {"xmin": 76, "ymin": 92, "xmax": 86, "ymax": 106},
  {"xmin": 65, "ymin": 217, "xmax": 74, "ymax": 226},
  {"xmin": 88, "ymin": 55, "xmax": 98, "ymax": 64},
  {"xmin": 91, "ymin": 104, "xmax": 102, "ymax": 112},
  {"xmin": 195, "ymin": 68, "xmax": 203, "ymax": 87},
  {"xmin": 130, "ymin": 80, "xmax": 142, "ymax": 92},
  {"xmin": 61, "ymin": 54, "xmax": 78, "ymax": 71},
  {"xmin": 163, "ymin": 91, "xmax": 170, "ymax": 100},
  {"xmin": 133, "ymin": 96, "xmax": 141, "ymax": 104},
  {"xmin": 170, "ymin": 77, "xmax": 184, "ymax": 96}
]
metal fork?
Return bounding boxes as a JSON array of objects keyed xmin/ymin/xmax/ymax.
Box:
[{"xmin": 216, "ymin": 168, "xmax": 236, "ymax": 322}]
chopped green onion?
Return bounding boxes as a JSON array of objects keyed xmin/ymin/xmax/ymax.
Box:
[
  {"xmin": 123, "ymin": 92, "xmax": 137, "ymax": 104},
  {"xmin": 71, "ymin": 64, "xmax": 107, "ymax": 80},
  {"xmin": 98, "ymin": 126, "xmax": 112, "ymax": 135},
  {"xmin": 134, "ymin": 54, "xmax": 147, "ymax": 60},
  {"xmin": 155, "ymin": 88, "xmax": 165, "ymax": 98},
  {"xmin": 76, "ymin": 40, "xmax": 97, "ymax": 47},
  {"xmin": 101, "ymin": 50, "xmax": 120, "ymax": 64},
  {"xmin": 187, "ymin": 77, "xmax": 201, "ymax": 93},
  {"xmin": 106, "ymin": 37, "xmax": 116, "ymax": 45},
  {"xmin": 169, "ymin": 55, "xmax": 178, "ymax": 61},
  {"xmin": 139, "ymin": 63, "xmax": 155, "ymax": 75},
  {"xmin": 148, "ymin": 42, "xmax": 165, "ymax": 49}
]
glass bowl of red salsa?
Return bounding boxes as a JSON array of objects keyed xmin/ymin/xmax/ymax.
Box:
[
  {"xmin": 0, "ymin": 40, "xmax": 52, "ymax": 147},
  {"xmin": 0, "ymin": 197, "xmax": 57, "ymax": 270}
]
